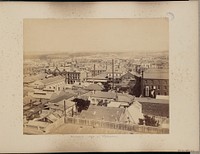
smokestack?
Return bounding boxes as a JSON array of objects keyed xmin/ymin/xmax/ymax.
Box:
[
  {"xmin": 93, "ymin": 64, "xmax": 96, "ymax": 77},
  {"xmin": 112, "ymin": 59, "xmax": 114, "ymax": 90},
  {"xmin": 93, "ymin": 64, "xmax": 96, "ymax": 84}
]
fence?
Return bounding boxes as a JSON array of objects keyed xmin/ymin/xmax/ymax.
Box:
[{"xmin": 65, "ymin": 116, "xmax": 169, "ymax": 134}]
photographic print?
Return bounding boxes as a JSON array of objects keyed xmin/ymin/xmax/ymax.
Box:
[{"xmin": 23, "ymin": 18, "xmax": 169, "ymax": 134}]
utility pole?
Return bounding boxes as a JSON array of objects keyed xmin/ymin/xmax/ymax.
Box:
[
  {"xmin": 112, "ymin": 59, "xmax": 114, "ymax": 90},
  {"xmin": 140, "ymin": 68, "xmax": 144, "ymax": 97},
  {"xmin": 93, "ymin": 64, "xmax": 95, "ymax": 83},
  {"xmin": 64, "ymin": 100, "xmax": 66, "ymax": 123}
]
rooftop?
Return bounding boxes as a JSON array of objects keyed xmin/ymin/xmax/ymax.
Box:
[
  {"xmin": 24, "ymin": 73, "xmax": 46, "ymax": 83},
  {"xmin": 135, "ymin": 97, "xmax": 169, "ymax": 104},
  {"xmin": 90, "ymin": 91, "xmax": 117, "ymax": 99},
  {"xmin": 40, "ymin": 76, "xmax": 65, "ymax": 85},
  {"xmin": 79, "ymin": 105, "xmax": 125, "ymax": 122},
  {"xmin": 85, "ymin": 83, "xmax": 104, "ymax": 91},
  {"xmin": 50, "ymin": 91, "xmax": 76, "ymax": 103},
  {"xmin": 26, "ymin": 120, "xmax": 49, "ymax": 128},
  {"xmin": 143, "ymin": 72, "xmax": 169, "ymax": 80},
  {"xmin": 117, "ymin": 93, "xmax": 135, "ymax": 103}
]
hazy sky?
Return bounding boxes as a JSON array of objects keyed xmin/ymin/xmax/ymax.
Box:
[{"xmin": 24, "ymin": 18, "xmax": 169, "ymax": 54}]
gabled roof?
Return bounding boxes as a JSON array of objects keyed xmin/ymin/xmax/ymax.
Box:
[
  {"xmin": 50, "ymin": 91, "xmax": 76, "ymax": 103},
  {"xmin": 79, "ymin": 105, "xmax": 125, "ymax": 122},
  {"xmin": 135, "ymin": 97, "xmax": 169, "ymax": 104},
  {"xmin": 90, "ymin": 91, "xmax": 117, "ymax": 99},
  {"xmin": 120, "ymin": 71, "xmax": 136, "ymax": 78},
  {"xmin": 85, "ymin": 84, "xmax": 104, "ymax": 91},
  {"xmin": 127, "ymin": 101, "xmax": 144, "ymax": 124},
  {"xmin": 117, "ymin": 93, "xmax": 135, "ymax": 103},
  {"xmin": 40, "ymin": 76, "xmax": 65, "ymax": 85}
]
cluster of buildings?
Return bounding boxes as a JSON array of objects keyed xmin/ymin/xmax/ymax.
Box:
[{"xmin": 23, "ymin": 53, "xmax": 169, "ymax": 134}]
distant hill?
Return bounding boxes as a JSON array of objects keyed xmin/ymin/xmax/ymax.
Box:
[{"xmin": 24, "ymin": 50, "xmax": 168, "ymax": 59}]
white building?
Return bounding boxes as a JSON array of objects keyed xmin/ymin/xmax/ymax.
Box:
[{"xmin": 30, "ymin": 76, "xmax": 65, "ymax": 91}]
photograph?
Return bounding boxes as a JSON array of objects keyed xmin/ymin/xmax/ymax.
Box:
[{"xmin": 23, "ymin": 18, "xmax": 169, "ymax": 134}]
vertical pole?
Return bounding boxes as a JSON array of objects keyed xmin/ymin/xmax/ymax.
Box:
[
  {"xmin": 141, "ymin": 70, "xmax": 144, "ymax": 97},
  {"xmin": 93, "ymin": 64, "xmax": 95, "ymax": 83},
  {"xmin": 64, "ymin": 100, "xmax": 66, "ymax": 123},
  {"xmin": 112, "ymin": 59, "xmax": 114, "ymax": 90}
]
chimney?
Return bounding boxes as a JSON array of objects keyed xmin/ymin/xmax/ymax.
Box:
[
  {"xmin": 112, "ymin": 59, "xmax": 114, "ymax": 90},
  {"xmin": 30, "ymin": 99, "xmax": 32, "ymax": 107}
]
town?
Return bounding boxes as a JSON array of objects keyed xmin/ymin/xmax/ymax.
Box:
[{"xmin": 23, "ymin": 51, "xmax": 169, "ymax": 134}]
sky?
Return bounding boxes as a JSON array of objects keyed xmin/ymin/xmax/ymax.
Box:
[{"xmin": 24, "ymin": 18, "xmax": 169, "ymax": 54}]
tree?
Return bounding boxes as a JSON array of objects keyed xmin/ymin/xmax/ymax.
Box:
[
  {"xmin": 72, "ymin": 98, "xmax": 90, "ymax": 112},
  {"xmin": 102, "ymin": 82, "xmax": 111, "ymax": 92},
  {"xmin": 130, "ymin": 76, "xmax": 141, "ymax": 97},
  {"xmin": 138, "ymin": 115, "xmax": 160, "ymax": 127}
]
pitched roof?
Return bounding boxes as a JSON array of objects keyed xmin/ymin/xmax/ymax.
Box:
[
  {"xmin": 87, "ymin": 72, "xmax": 108, "ymax": 80},
  {"xmin": 50, "ymin": 91, "xmax": 76, "ymax": 103},
  {"xmin": 27, "ymin": 120, "xmax": 49, "ymax": 128},
  {"xmin": 29, "ymin": 92, "xmax": 54, "ymax": 100},
  {"xmin": 120, "ymin": 71, "xmax": 136, "ymax": 78},
  {"xmin": 107, "ymin": 101, "xmax": 121, "ymax": 108},
  {"xmin": 90, "ymin": 91, "xmax": 117, "ymax": 99},
  {"xmin": 85, "ymin": 84, "xmax": 104, "ymax": 91},
  {"xmin": 135, "ymin": 97, "xmax": 169, "ymax": 104},
  {"xmin": 143, "ymin": 72, "xmax": 169, "ymax": 80},
  {"xmin": 41, "ymin": 76, "xmax": 65, "ymax": 85},
  {"xmin": 24, "ymin": 73, "xmax": 47, "ymax": 83},
  {"xmin": 127, "ymin": 101, "xmax": 144, "ymax": 124},
  {"xmin": 117, "ymin": 93, "xmax": 135, "ymax": 103},
  {"xmin": 79, "ymin": 105, "xmax": 125, "ymax": 122}
]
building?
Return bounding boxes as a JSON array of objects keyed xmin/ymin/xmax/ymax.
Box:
[
  {"xmin": 120, "ymin": 71, "xmax": 137, "ymax": 81},
  {"xmin": 46, "ymin": 91, "xmax": 76, "ymax": 117},
  {"xmin": 85, "ymin": 72, "xmax": 108, "ymax": 84},
  {"xmin": 30, "ymin": 76, "xmax": 65, "ymax": 91},
  {"xmin": 23, "ymin": 73, "xmax": 47, "ymax": 86},
  {"xmin": 65, "ymin": 71, "xmax": 80, "ymax": 84},
  {"xmin": 143, "ymin": 71, "xmax": 169, "ymax": 96},
  {"xmin": 121, "ymin": 101, "xmax": 144, "ymax": 124},
  {"xmin": 90, "ymin": 69, "xmax": 106, "ymax": 77},
  {"xmin": 88, "ymin": 91, "xmax": 117, "ymax": 105},
  {"xmin": 135, "ymin": 97, "xmax": 169, "ymax": 117},
  {"xmin": 106, "ymin": 72, "xmax": 123, "ymax": 84}
]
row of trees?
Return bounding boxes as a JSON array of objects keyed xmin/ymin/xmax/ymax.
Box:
[{"xmin": 138, "ymin": 115, "xmax": 160, "ymax": 127}]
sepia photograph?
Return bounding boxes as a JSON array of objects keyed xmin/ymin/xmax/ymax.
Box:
[
  {"xmin": 0, "ymin": 1, "xmax": 199, "ymax": 152},
  {"xmin": 23, "ymin": 18, "xmax": 169, "ymax": 135}
]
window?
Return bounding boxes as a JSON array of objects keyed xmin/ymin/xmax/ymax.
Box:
[
  {"xmin": 145, "ymin": 86, "xmax": 149, "ymax": 97},
  {"xmin": 164, "ymin": 92, "xmax": 167, "ymax": 95},
  {"xmin": 157, "ymin": 86, "xmax": 160, "ymax": 90}
]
